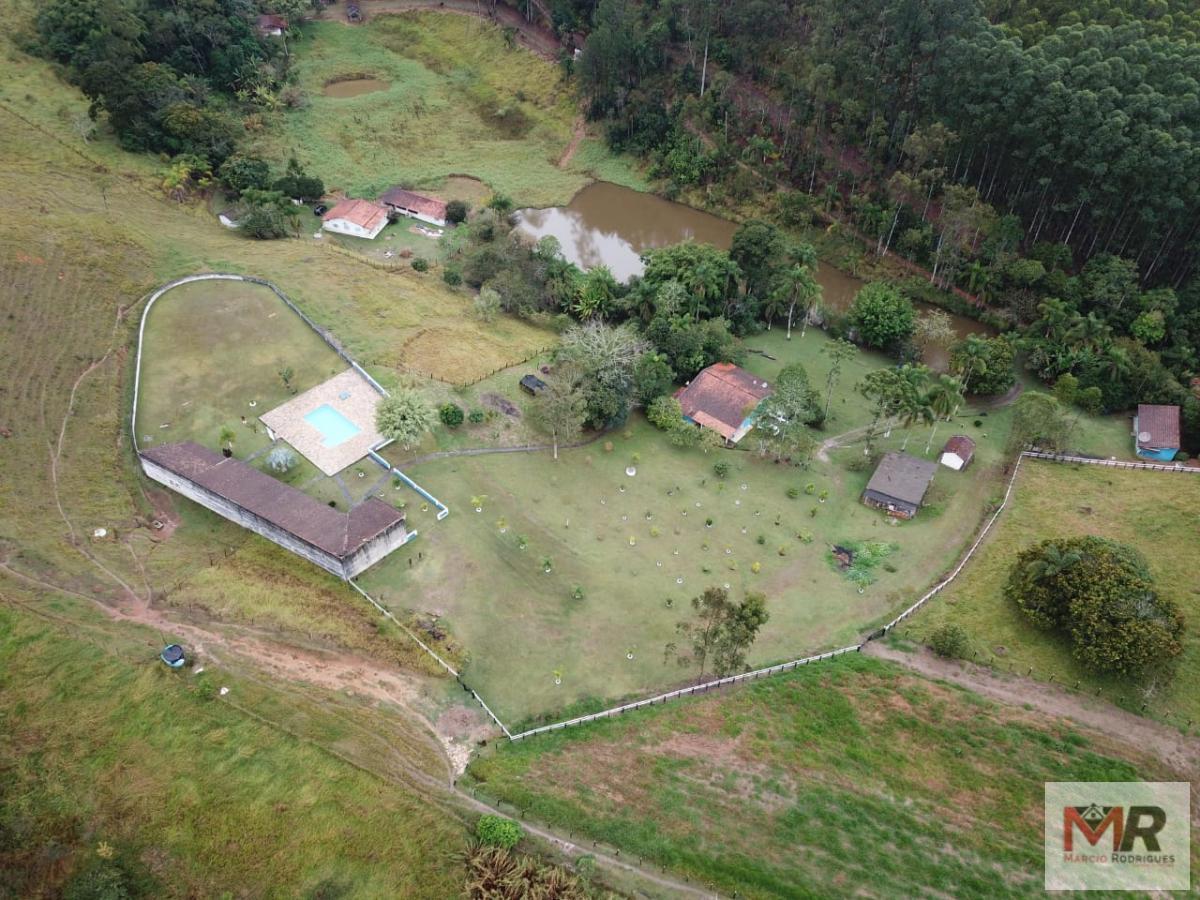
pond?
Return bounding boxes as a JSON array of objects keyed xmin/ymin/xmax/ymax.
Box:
[
  {"xmin": 515, "ymin": 181, "xmax": 995, "ymax": 369},
  {"xmin": 322, "ymin": 78, "xmax": 389, "ymax": 98}
]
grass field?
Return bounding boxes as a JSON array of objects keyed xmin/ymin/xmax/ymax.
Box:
[
  {"xmin": 0, "ymin": 603, "xmax": 466, "ymax": 898},
  {"xmin": 905, "ymin": 460, "xmax": 1200, "ymax": 727},
  {"xmin": 464, "ymin": 653, "xmax": 1173, "ymax": 899},
  {"xmin": 251, "ymin": 13, "xmax": 645, "ymax": 207},
  {"xmin": 360, "ymin": 327, "xmax": 1134, "ymax": 725}
]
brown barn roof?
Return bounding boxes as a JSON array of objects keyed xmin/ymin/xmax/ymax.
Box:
[
  {"xmin": 865, "ymin": 452, "xmax": 938, "ymax": 507},
  {"xmin": 323, "ymin": 198, "xmax": 388, "ymax": 232},
  {"xmin": 142, "ymin": 442, "xmax": 403, "ymax": 558},
  {"xmin": 1136, "ymin": 404, "xmax": 1181, "ymax": 449},
  {"xmin": 674, "ymin": 363, "xmax": 772, "ymax": 440},
  {"xmin": 257, "ymin": 13, "xmax": 288, "ymax": 31},
  {"xmin": 379, "ymin": 187, "xmax": 448, "ymax": 221},
  {"xmin": 942, "ymin": 434, "xmax": 976, "ymax": 461}
]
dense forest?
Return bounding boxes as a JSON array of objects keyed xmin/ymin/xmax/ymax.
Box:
[{"xmin": 552, "ymin": 0, "xmax": 1200, "ymax": 442}]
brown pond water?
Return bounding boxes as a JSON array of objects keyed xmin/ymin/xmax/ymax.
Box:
[
  {"xmin": 515, "ymin": 181, "xmax": 995, "ymax": 368},
  {"xmin": 323, "ymin": 78, "xmax": 389, "ymax": 98}
]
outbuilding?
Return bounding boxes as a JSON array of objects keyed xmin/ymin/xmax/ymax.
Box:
[
  {"xmin": 520, "ymin": 374, "xmax": 548, "ymax": 396},
  {"xmin": 1133, "ymin": 404, "xmax": 1181, "ymax": 460},
  {"xmin": 379, "ymin": 187, "xmax": 448, "ymax": 227},
  {"xmin": 862, "ymin": 451, "xmax": 938, "ymax": 519},
  {"xmin": 256, "ymin": 14, "xmax": 288, "ymax": 37},
  {"xmin": 321, "ymin": 198, "xmax": 389, "ymax": 240},
  {"xmin": 939, "ymin": 435, "xmax": 976, "ymax": 470}
]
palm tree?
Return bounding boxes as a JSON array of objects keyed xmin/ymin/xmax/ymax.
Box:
[
  {"xmin": 896, "ymin": 366, "xmax": 933, "ymax": 450},
  {"xmin": 759, "ymin": 290, "xmax": 788, "ymax": 330},
  {"xmin": 772, "ymin": 263, "xmax": 820, "ymax": 340},
  {"xmin": 923, "ymin": 373, "xmax": 964, "ymax": 454},
  {"xmin": 1024, "ymin": 544, "xmax": 1082, "ymax": 582},
  {"xmin": 218, "ymin": 426, "xmax": 236, "ymax": 457},
  {"xmin": 953, "ymin": 334, "xmax": 991, "ymax": 395}
]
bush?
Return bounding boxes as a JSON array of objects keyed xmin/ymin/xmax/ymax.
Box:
[
  {"xmin": 468, "ymin": 408, "xmax": 486, "ymax": 424},
  {"xmin": 786, "ymin": 486, "xmax": 800, "ymax": 499},
  {"xmin": 266, "ymin": 446, "xmax": 296, "ymax": 473},
  {"xmin": 929, "ymin": 623, "xmax": 971, "ymax": 659},
  {"xmin": 442, "ymin": 267, "xmax": 463, "ymax": 287},
  {"xmin": 438, "ymin": 403, "xmax": 464, "ymax": 428},
  {"xmin": 411, "ymin": 257, "xmax": 429, "ymax": 272},
  {"xmin": 713, "ymin": 459, "xmax": 731, "ymax": 479},
  {"xmin": 1004, "ymin": 536, "xmax": 1184, "ymax": 676},
  {"xmin": 476, "ymin": 814, "xmax": 523, "ymax": 849},
  {"xmin": 848, "ymin": 282, "xmax": 915, "ymax": 351},
  {"xmin": 445, "ymin": 199, "xmax": 469, "ymax": 224}
]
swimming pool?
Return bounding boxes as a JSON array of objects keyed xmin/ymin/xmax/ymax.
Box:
[{"xmin": 304, "ymin": 404, "xmax": 361, "ymax": 447}]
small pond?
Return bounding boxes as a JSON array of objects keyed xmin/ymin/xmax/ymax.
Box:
[
  {"xmin": 323, "ymin": 78, "xmax": 389, "ymax": 98},
  {"xmin": 515, "ymin": 181, "xmax": 995, "ymax": 368}
]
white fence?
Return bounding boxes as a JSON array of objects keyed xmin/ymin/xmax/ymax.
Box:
[{"xmin": 1023, "ymin": 449, "xmax": 1198, "ymax": 474}]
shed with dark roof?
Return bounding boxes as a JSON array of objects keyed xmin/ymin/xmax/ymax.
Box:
[
  {"xmin": 140, "ymin": 441, "xmax": 409, "ymax": 578},
  {"xmin": 862, "ymin": 452, "xmax": 938, "ymax": 518}
]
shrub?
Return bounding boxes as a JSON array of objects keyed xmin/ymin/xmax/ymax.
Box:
[
  {"xmin": 266, "ymin": 446, "xmax": 296, "ymax": 473},
  {"xmin": 929, "ymin": 623, "xmax": 971, "ymax": 659},
  {"xmin": 468, "ymin": 408, "xmax": 486, "ymax": 424},
  {"xmin": 438, "ymin": 403, "xmax": 464, "ymax": 427},
  {"xmin": 1175, "ymin": 451, "xmax": 1190, "ymax": 463},
  {"xmin": 786, "ymin": 486, "xmax": 800, "ymax": 499},
  {"xmin": 442, "ymin": 267, "xmax": 463, "ymax": 287},
  {"xmin": 411, "ymin": 257, "xmax": 429, "ymax": 272},
  {"xmin": 713, "ymin": 460, "xmax": 731, "ymax": 479},
  {"xmin": 445, "ymin": 199, "xmax": 469, "ymax": 224},
  {"xmin": 476, "ymin": 814, "xmax": 523, "ymax": 849},
  {"xmin": 1004, "ymin": 536, "xmax": 1184, "ymax": 676}
]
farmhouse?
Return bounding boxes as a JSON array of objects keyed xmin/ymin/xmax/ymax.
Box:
[
  {"xmin": 1133, "ymin": 404, "xmax": 1181, "ymax": 460},
  {"xmin": 862, "ymin": 452, "xmax": 938, "ymax": 519},
  {"xmin": 379, "ymin": 187, "xmax": 448, "ymax": 227},
  {"xmin": 322, "ymin": 198, "xmax": 389, "ymax": 240},
  {"xmin": 674, "ymin": 362, "xmax": 772, "ymax": 444},
  {"xmin": 256, "ymin": 14, "xmax": 288, "ymax": 36},
  {"xmin": 140, "ymin": 441, "xmax": 410, "ymax": 579},
  {"xmin": 939, "ymin": 435, "xmax": 976, "ymax": 470}
]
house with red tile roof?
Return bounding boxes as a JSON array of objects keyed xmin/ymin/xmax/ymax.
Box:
[
  {"xmin": 322, "ymin": 198, "xmax": 389, "ymax": 240},
  {"xmin": 256, "ymin": 14, "xmax": 288, "ymax": 36},
  {"xmin": 379, "ymin": 187, "xmax": 448, "ymax": 227},
  {"xmin": 674, "ymin": 362, "xmax": 772, "ymax": 444}
]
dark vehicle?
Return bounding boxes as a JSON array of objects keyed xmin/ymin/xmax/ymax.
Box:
[
  {"xmin": 313, "ymin": 204, "xmax": 328, "ymax": 216},
  {"xmin": 347, "ymin": 3, "xmax": 361, "ymax": 22}
]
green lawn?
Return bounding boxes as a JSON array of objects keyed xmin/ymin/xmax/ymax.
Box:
[
  {"xmin": 465, "ymin": 653, "xmax": 1173, "ymax": 899},
  {"xmin": 251, "ymin": 14, "xmax": 644, "ymax": 207},
  {"xmin": 0, "ymin": 604, "xmax": 464, "ymax": 898},
  {"xmin": 904, "ymin": 459, "xmax": 1200, "ymax": 727},
  {"xmin": 359, "ymin": 329, "xmax": 1134, "ymax": 725}
]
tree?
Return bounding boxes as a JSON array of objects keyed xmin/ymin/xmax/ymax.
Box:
[
  {"xmin": 445, "ymin": 199, "xmax": 469, "ymax": 224},
  {"xmin": 1005, "ymin": 537, "xmax": 1184, "ymax": 677},
  {"xmin": 560, "ymin": 322, "xmax": 649, "ymax": 428},
  {"xmin": 770, "ymin": 259, "xmax": 821, "ymax": 339},
  {"xmin": 949, "ymin": 334, "xmax": 1015, "ymax": 397},
  {"xmin": 922, "ymin": 372, "xmax": 964, "ymax": 454},
  {"xmin": 667, "ymin": 587, "xmax": 769, "ymax": 682},
  {"xmin": 473, "ymin": 286, "xmax": 501, "ymax": 322},
  {"xmin": 914, "ymin": 309, "xmax": 955, "ymax": 355},
  {"xmin": 1007, "ymin": 392, "xmax": 1071, "ymax": 452},
  {"xmin": 528, "ymin": 367, "xmax": 587, "ymax": 460},
  {"xmin": 729, "ymin": 220, "xmax": 786, "ymax": 299},
  {"xmin": 439, "ymin": 403, "xmax": 464, "ymax": 428},
  {"xmin": 218, "ymin": 426, "xmax": 236, "ymax": 456},
  {"xmin": 375, "ymin": 389, "xmax": 436, "ymax": 450},
  {"xmin": 219, "ymin": 153, "xmax": 271, "ymax": 194},
  {"xmin": 820, "ymin": 338, "xmax": 858, "ymax": 422},
  {"xmin": 272, "ymin": 156, "xmax": 323, "ymax": 201},
  {"xmin": 848, "ymin": 282, "xmax": 915, "ymax": 352},
  {"xmin": 573, "ymin": 266, "xmax": 620, "ymax": 320},
  {"xmin": 1053, "ymin": 373, "xmax": 1079, "ymax": 408},
  {"xmin": 632, "ymin": 352, "xmax": 675, "ymax": 405},
  {"xmin": 760, "ymin": 363, "xmax": 820, "ymax": 429},
  {"xmin": 239, "ymin": 189, "xmax": 299, "ymax": 239}
]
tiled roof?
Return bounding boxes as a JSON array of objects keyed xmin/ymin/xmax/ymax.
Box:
[
  {"xmin": 865, "ymin": 452, "xmax": 938, "ymax": 507},
  {"xmin": 323, "ymin": 198, "xmax": 389, "ymax": 232},
  {"xmin": 942, "ymin": 435, "xmax": 976, "ymax": 460},
  {"xmin": 674, "ymin": 363, "xmax": 772, "ymax": 439},
  {"xmin": 1136, "ymin": 404, "xmax": 1181, "ymax": 449},
  {"xmin": 379, "ymin": 187, "xmax": 448, "ymax": 220},
  {"xmin": 257, "ymin": 14, "xmax": 288, "ymax": 30},
  {"xmin": 142, "ymin": 442, "xmax": 403, "ymax": 558}
]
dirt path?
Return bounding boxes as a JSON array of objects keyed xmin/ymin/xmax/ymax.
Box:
[
  {"xmin": 864, "ymin": 642, "xmax": 1200, "ymax": 776},
  {"xmin": 322, "ymin": 0, "xmax": 564, "ymax": 61},
  {"xmin": 557, "ymin": 118, "xmax": 586, "ymax": 168}
]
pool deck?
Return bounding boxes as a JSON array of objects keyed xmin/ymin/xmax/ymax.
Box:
[{"xmin": 260, "ymin": 369, "xmax": 385, "ymax": 476}]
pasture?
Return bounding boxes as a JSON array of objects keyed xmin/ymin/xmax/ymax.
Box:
[
  {"xmin": 905, "ymin": 460, "xmax": 1200, "ymax": 726},
  {"xmin": 465, "ymin": 653, "xmax": 1173, "ymax": 899},
  {"xmin": 251, "ymin": 13, "xmax": 645, "ymax": 207}
]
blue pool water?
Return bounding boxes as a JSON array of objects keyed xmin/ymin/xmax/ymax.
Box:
[{"xmin": 305, "ymin": 404, "xmax": 361, "ymax": 447}]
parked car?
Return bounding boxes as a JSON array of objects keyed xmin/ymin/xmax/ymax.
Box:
[{"xmin": 313, "ymin": 204, "xmax": 328, "ymax": 216}]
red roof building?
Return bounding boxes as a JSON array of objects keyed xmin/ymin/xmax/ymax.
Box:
[
  {"xmin": 674, "ymin": 363, "xmax": 772, "ymax": 443},
  {"xmin": 256, "ymin": 14, "xmax": 288, "ymax": 36},
  {"xmin": 939, "ymin": 434, "xmax": 976, "ymax": 470},
  {"xmin": 322, "ymin": 198, "xmax": 389, "ymax": 240},
  {"xmin": 379, "ymin": 187, "xmax": 449, "ymax": 227}
]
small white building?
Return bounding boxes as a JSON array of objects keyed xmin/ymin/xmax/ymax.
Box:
[
  {"xmin": 939, "ymin": 434, "xmax": 976, "ymax": 471},
  {"xmin": 322, "ymin": 198, "xmax": 389, "ymax": 240},
  {"xmin": 379, "ymin": 187, "xmax": 448, "ymax": 228}
]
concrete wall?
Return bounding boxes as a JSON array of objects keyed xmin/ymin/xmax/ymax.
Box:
[{"xmin": 140, "ymin": 455, "xmax": 409, "ymax": 580}]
